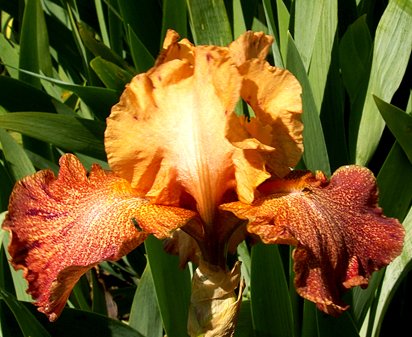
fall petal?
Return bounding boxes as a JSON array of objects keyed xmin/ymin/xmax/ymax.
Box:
[
  {"xmin": 2, "ymin": 154, "xmax": 195, "ymax": 320},
  {"xmin": 221, "ymin": 166, "xmax": 404, "ymax": 315}
]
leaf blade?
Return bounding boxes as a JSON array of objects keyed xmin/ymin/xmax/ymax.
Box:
[
  {"xmin": 354, "ymin": 0, "xmax": 412, "ymax": 165},
  {"xmin": 0, "ymin": 113, "xmax": 106, "ymax": 160}
]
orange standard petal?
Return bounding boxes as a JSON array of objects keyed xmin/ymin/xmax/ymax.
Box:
[
  {"xmin": 2, "ymin": 154, "xmax": 196, "ymax": 321},
  {"xmin": 105, "ymin": 30, "xmax": 303, "ymax": 225},
  {"xmin": 221, "ymin": 166, "xmax": 405, "ymax": 316}
]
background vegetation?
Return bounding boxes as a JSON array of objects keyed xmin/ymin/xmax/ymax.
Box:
[{"xmin": 0, "ymin": 0, "xmax": 411, "ymax": 336}]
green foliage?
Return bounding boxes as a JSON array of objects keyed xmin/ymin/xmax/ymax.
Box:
[{"xmin": 0, "ymin": 0, "xmax": 410, "ymax": 336}]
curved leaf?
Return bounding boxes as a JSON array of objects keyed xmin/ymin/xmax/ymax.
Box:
[
  {"xmin": 250, "ymin": 243, "xmax": 295, "ymax": 337},
  {"xmin": 354, "ymin": 0, "xmax": 412, "ymax": 165},
  {"xmin": 0, "ymin": 289, "xmax": 51, "ymax": 337},
  {"xmin": 145, "ymin": 236, "xmax": 191, "ymax": 337},
  {"xmin": 187, "ymin": 0, "xmax": 232, "ymax": 45},
  {"xmin": 0, "ymin": 113, "xmax": 106, "ymax": 160},
  {"xmin": 129, "ymin": 264, "xmax": 163, "ymax": 337},
  {"xmin": 374, "ymin": 95, "xmax": 412, "ymax": 164},
  {"xmin": 371, "ymin": 207, "xmax": 412, "ymax": 336}
]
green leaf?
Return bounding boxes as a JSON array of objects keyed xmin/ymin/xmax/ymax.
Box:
[
  {"xmin": 301, "ymin": 301, "xmax": 318, "ymax": 337},
  {"xmin": 94, "ymin": 0, "xmax": 111, "ymax": 47},
  {"xmin": 237, "ymin": 241, "xmax": 251, "ymax": 293},
  {"xmin": 0, "ymin": 113, "xmax": 106, "ymax": 160},
  {"xmin": 286, "ymin": 34, "xmax": 330, "ymax": 175},
  {"xmin": 90, "ymin": 269, "xmax": 108, "ymax": 316},
  {"xmin": 127, "ymin": 25, "xmax": 156, "ymax": 73},
  {"xmin": 0, "ymin": 230, "xmax": 23, "ymax": 337},
  {"xmin": 78, "ymin": 21, "xmax": 135, "ymax": 75},
  {"xmin": 294, "ymin": 0, "xmax": 324, "ymax": 71},
  {"xmin": 0, "ymin": 33, "xmax": 20, "ymax": 78},
  {"xmin": 106, "ymin": 0, "xmax": 124, "ymax": 56},
  {"xmin": 0, "ymin": 160, "xmax": 13, "ymax": 212},
  {"xmin": 187, "ymin": 0, "xmax": 233, "ymax": 45},
  {"xmin": 19, "ymin": 0, "xmax": 53, "ymax": 88},
  {"xmin": 339, "ymin": 15, "xmax": 372, "ymax": 106},
  {"xmin": 14, "ymin": 61, "xmax": 120, "ymax": 119},
  {"xmin": 319, "ymin": 41, "xmax": 349, "ymax": 170},
  {"xmin": 1, "ymin": 230, "xmax": 33, "ymax": 302},
  {"xmin": 24, "ymin": 150, "xmax": 60, "ymax": 173},
  {"xmin": 0, "ymin": 223, "xmax": 14, "ymax": 295},
  {"xmin": 117, "ymin": 0, "xmax": 162, "ymax": 57},
  {"xmin": 352, "ymin": 142, "xmax": 412, "ymax": 327},
  {"xmin": 370, "ymin": 207, "xmax": 412, "ymax": 337},
  {"xmin": 262, "ymin": 0, "xmax": 284, "ymax": 67},
  {"xmin": 70, "ymin": 275, "xmax": 92, "ymax": 312},
  {"xmin": 316, "ymin": 310, "xmax": 359, "ymax": 337},
  {"xmin": 234, "ymin": 299, "xmax": 253, "ymax": 337},
  {"xmin": 0, "ymin": 128, "xmax": 35, "ymax": 180},
  {"xmin": 374, "ymin": 96, "xmax": 412, "ymax": 164},
  {"xmin": 161, "ymin": 0, "xmax": 187, "ymax": 41},
  {"xmin": 250, "ymin": 243, "xmax": 295, "ymax": 337},
  {"xmin": 145, "ymin": 236, "xmax": 191, "ymax": 337},
  {"xmin": 232, "ymin": 0, "xmax": 247, "ymax": 39},
  {"xmin": 276, "ymin": 0, "xmax": 291, "ymax": 62},
  {"xmin": 129, "ymin": 264, "xmax": 163, "ymax": 337},
  {"xmin": 0, "ymin": 76, "xmax": 57, "ymax": 113},
  {"xmin": 90, "ymin": 57, "xmax": 133, "ymax": 91},
  {"xmin": 378, "ymin": 142, "xmax": 412, "ymax": 221},
  {"xmin": 354, "ymin": 0, "xmax": 412, "ymax": 165},
  {"xmin": 25, "ymin": 304, "xmax": 144, "ymax": 337},
  {"xmin": 307, "ymin": 0, "xmax": 338, "ymax": 111},
  {"xmin": 0, "ymin": 289, "xmax": 52, "ymax": 337}
]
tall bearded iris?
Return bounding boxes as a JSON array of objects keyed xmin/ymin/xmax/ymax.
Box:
[{"xmin": 2, "ymin": 30, "xmax": 404, "ymax": 336}]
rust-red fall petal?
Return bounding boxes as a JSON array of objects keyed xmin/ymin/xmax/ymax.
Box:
[
  {"xmin": 2, "ymin": 154, "xmax": 196, "ymax": 321},
  {"xmin": 221, "ymin": 165, "xmax": 405, "ymax": 315}
]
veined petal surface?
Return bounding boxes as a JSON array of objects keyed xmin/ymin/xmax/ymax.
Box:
[
  {"xmin": 2, "ymin": 154, "xmax": 195, "ymax": 320},
  {"xmin": 221, "ymin": 166, "xmax": 404, "ymax": 315}
]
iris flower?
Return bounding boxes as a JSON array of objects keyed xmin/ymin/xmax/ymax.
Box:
[{"xmin": 2, "ymin": 30, "xmax": 404, "ymax": 336}]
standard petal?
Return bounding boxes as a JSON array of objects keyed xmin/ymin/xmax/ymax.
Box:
[
  {"xmin": 2, "ymin": 154, "xmax": 195, "ymax": 321},
  {"xmin": 106, "ymin": 40, "xmax": 242, "ymax": 225},
  {"xmin": 228, "ymin": 31, "xmax": 303, "ymax": 178},
  {"xmin": 221, "ymin": 166, "xmax": 404, "ymax": 315},
  {"xmin": 228, "ymin": 59, "xmax": 303, "ymax": 178},
  {"xmin": 106, "ymin": 30, "xmax": 304, "ymax": 222}
]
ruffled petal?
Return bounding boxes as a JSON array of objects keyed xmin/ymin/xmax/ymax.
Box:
[
  {"xmin": 229, "ymin": 31, "xmax": 273, "ymax": 66},
  {"xmin": 106, "ymin": 36, "xmax": 242, "ymax": 225},
  {"xmin": 221, "ymin": 166, "xmax": 404, "ymax": 315},
  {"xmin": 228, "ymin": 31, "xmax": 303, "ymax": 178},
  {"xmin": 106, "ymin": 30, "xmax": 303, "ymax": 222},
  {"xmin": 227, "ymin": 60, "xmax": 303, "ymax": 178},
  {"xmin": 2, "ymin": 154, "xmax": 196, "ymax": 321}
]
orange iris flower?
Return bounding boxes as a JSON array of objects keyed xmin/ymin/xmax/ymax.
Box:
[{"xmin": 2, "ymin": 30, "xmax": 404, "ymax": 334}]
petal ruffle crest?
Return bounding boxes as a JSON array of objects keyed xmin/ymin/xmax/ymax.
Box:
[
  {"xmin": 2, "ymin": 154, "xmax": 196, "ymax": 321},
  {"xmin": 221, "ymin": 166, "xmax": 404, "ymax": 315}
]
